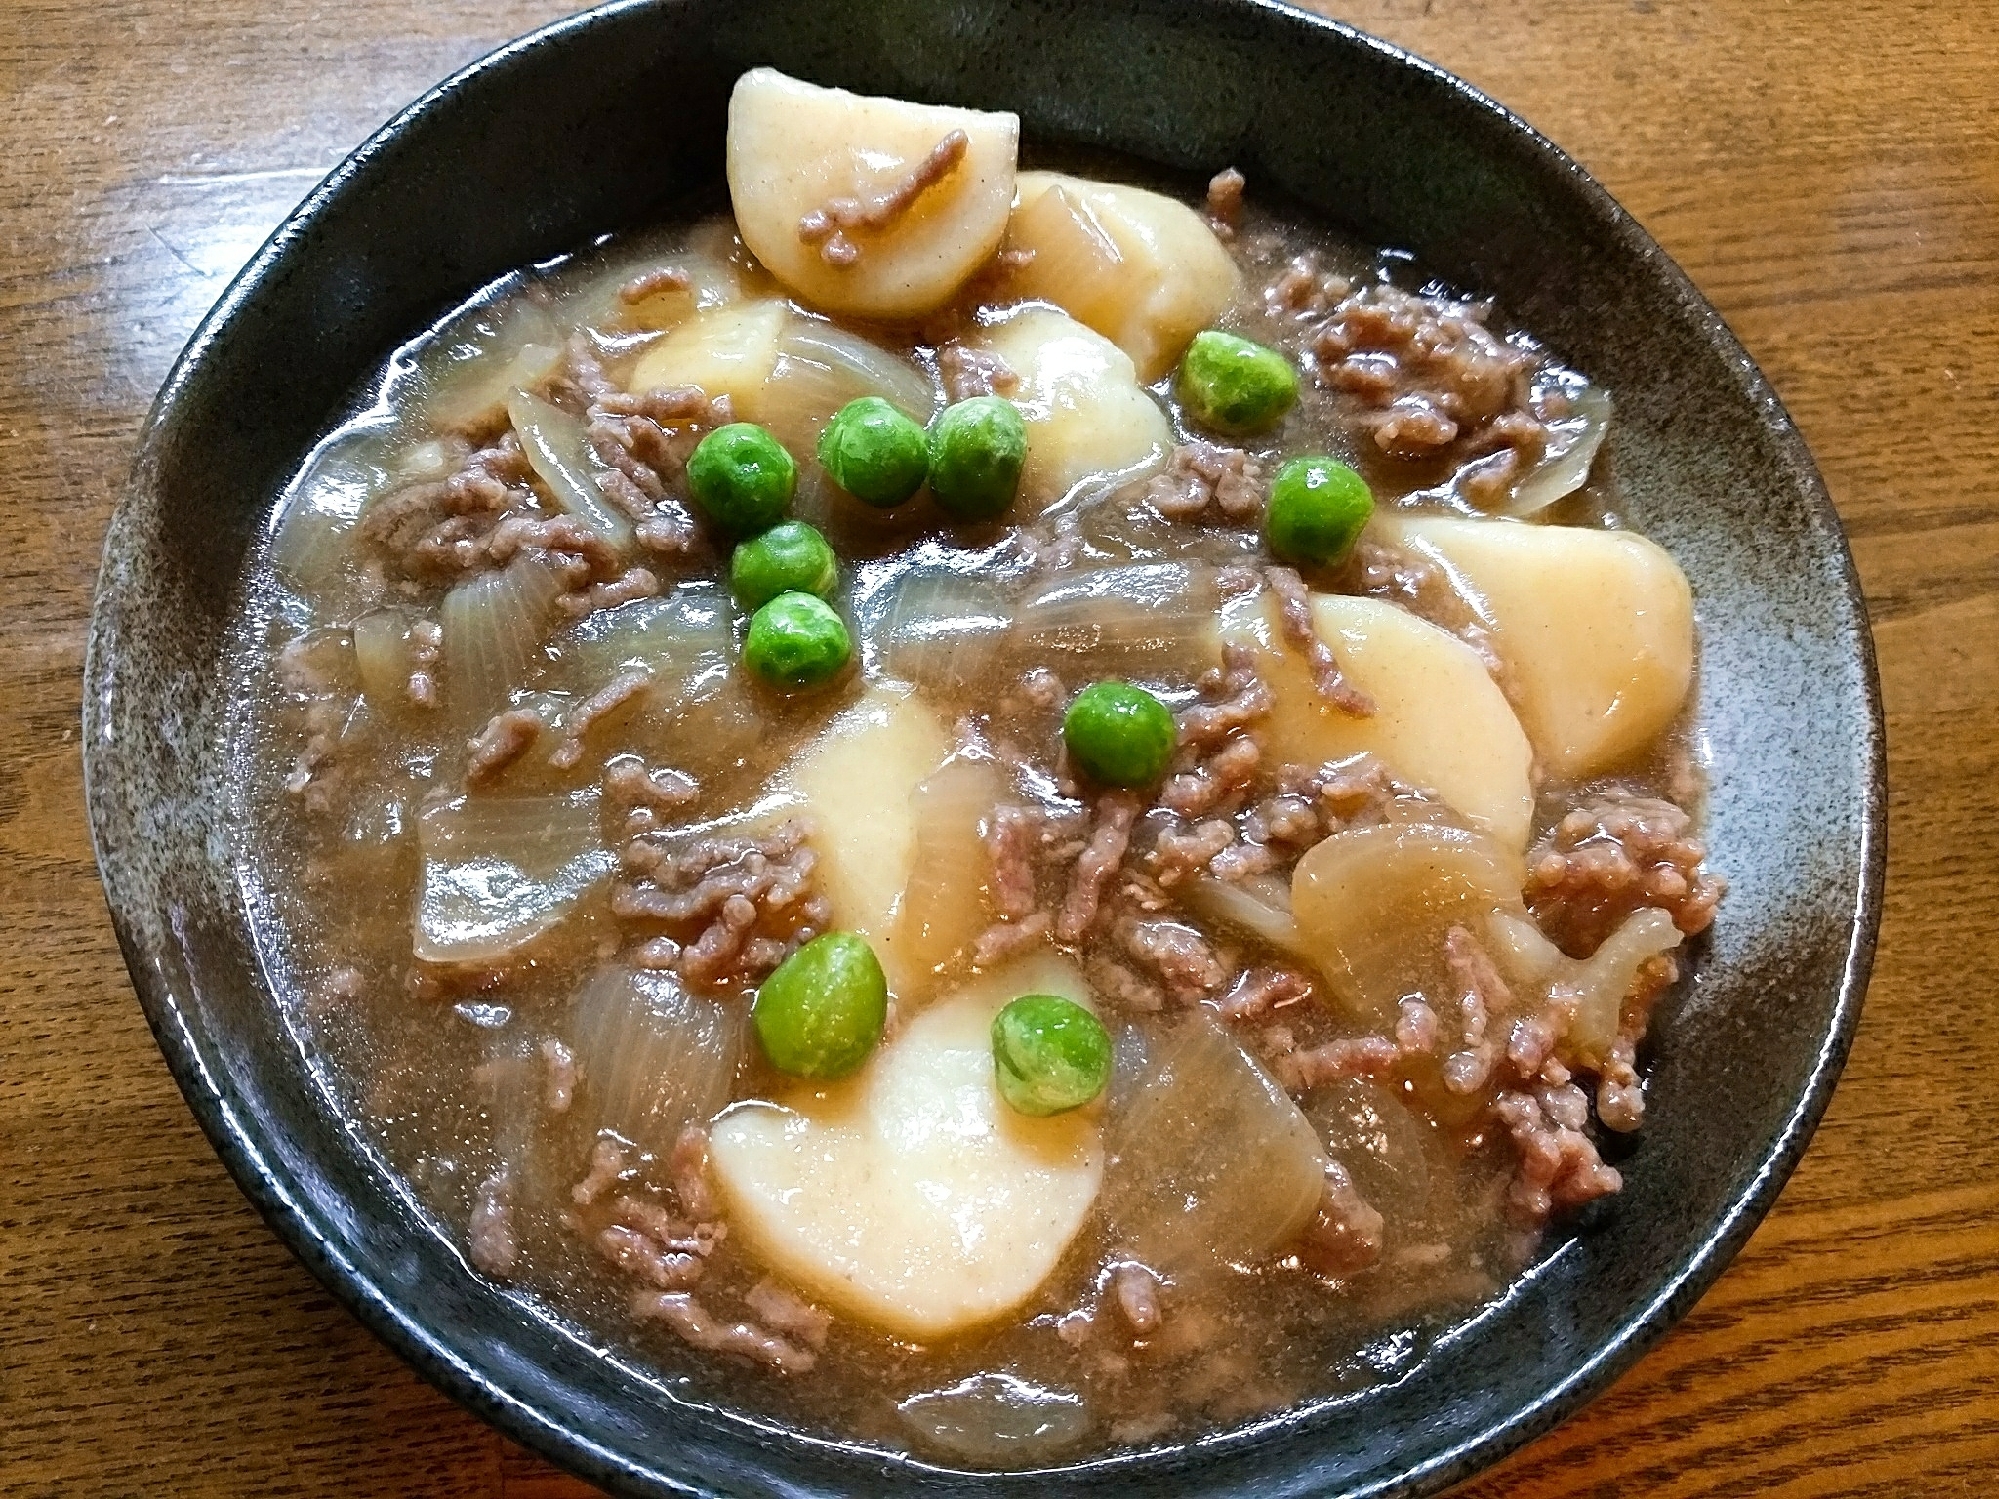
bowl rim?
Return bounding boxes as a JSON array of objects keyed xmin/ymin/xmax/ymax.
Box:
[{"xmin": 82, "ymin": 0, "xmax": 1888, "ymax": 1493}]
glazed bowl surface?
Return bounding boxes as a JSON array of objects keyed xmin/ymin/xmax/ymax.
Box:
[{"xmin": 83, "ymin": 0, "xmax": 1885, "ymax": 1493}]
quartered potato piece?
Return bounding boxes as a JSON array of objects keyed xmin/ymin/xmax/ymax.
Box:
[
  {"xmin": 1291, "ymin": 822, "xmax": 1528, "ymax": 1023},
  {"xmin": 1005, "ymin": 172, "xmax": 1242, "ymax": 382},
  {"xmin": 979, "ymin": 307, "xmax": 1170, "ymax": 513},
  {"xmin": 627, "ymin": 299, "xmax": 789, "ymax": 415},
  {"xmin": 708, "ymin": 955, "xmax": 1104, "ymax": 1340},
  {"xmin": 727, "ymin": 68, "xmax": 1020, "ymax": 319},
  {"xmin": 1380, "ymin": 515, "xmax": 1695, "ymax": 781},
  {"xmin": 771, "ymin": 684, "xmax": 953, "ymax": 998},
  {"xmin": 1217, "ymin": 591, "xmax": 1535, "ymax": 850}
]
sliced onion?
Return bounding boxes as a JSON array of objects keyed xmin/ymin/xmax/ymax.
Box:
[
  {"xmin": 352, "ymin": 607, "xmax": 417, "ymax": 708},
  {"xmin": 894, "ymin": 750, "xmax": 1001, "ymax": 981},
  {"xmin": 565, "ymin": 964, "xmax": 746, "ymax": 1156},
  {"xmin": 759, "ymin": 319, "xmax": 938, "ymax": 457},
  {"xmin": 440, "ymin": 551, "xmax": 566, "ymax": 719},
  {"xmin": 897, "ymin": 1373, "xmax": 1091, "ymax": 1466},
  {"xmin": 269, "ymin": 428, "xmax": 393, "ymax": 603},
  {"xmin": 414, "ymin": 788, "xmax": 612, "ymax": 964},
  {"xmin": 1301, "ymin": 1077, "xmax": 1435, "ymax": 1220},
  {"xmin": 1563, "ymin": 907, "xmax": 1683, "ymax": 1061},
  {"xmin": 546, "ymin": 582, "xmax": 733, "ymax": 710},
  {"xmin": 1102, "ymin": 1010, "xmax": 1327, "ymax": 1276},
  {"xmin": 1291, "ymin": 823, "xmax": 1527, "ymax": 1024},
  {"xmin": 1004, "ymin": 183, "xmax": 1127, "ymax": 331},
  {"xmin": 1012, "ymin": 562, "xmax": 1220, "ymax": 676},
  {"xmin": 858, "ymin": 568, "xmax": 1014, "ymax": 697},
  {"xmin": 506, "ymin": 388, "xmax": 635, "ymax": 553},
  {"xmin": 1503, "ymin": 383, "xmax": 1611, "ymax": 516},
  {"xmin": 1182, "ymin": 873, "xmax": 1313, "ymax": 965},
  {"xmin": 420, "ymin": 295, "xmax": 562, "ymax": 433}
]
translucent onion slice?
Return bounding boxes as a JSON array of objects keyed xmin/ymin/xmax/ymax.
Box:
[
  {"xmin": 859, "ymin": 568, "xmax": 1013, "ymax": 698},
  {"xmin": 897, "ymin": 1374, "xmax": 1091, "ymax": 1467},
  {"xmin": 1003, "ymin": 182, "xmax": 1128, "ymax": 332},
  {"xmin": 1504, "ymin": 383, "xmax": 1612, "ymax": 516},
  {"xmin": 420, "ymin": 295, "xmax": 563, "ymax": 433},
  {"xmin": 506, "ymin": 388, "xmax": 635, "ymax": 552},
  {"xmin": 546, "ymin": 583, "xmax": 734, "ymax": 710},
  {"xmin": 1101, "ymin": 1010, "xmax": 1327, "ymax": 1276},
  {"xmin": 566, "ymin": 964, "xmax": 746, "ymax": 1156},
  {"xmin": 1290, "ymin": 823, "xmax": 1527, "ymax": 1024},
  {"xmin": 414, "ymin": 788, "xmax": 612, "ymax": 963},
  {"xmin": 440, "ymin": 551, "xmax": 566, "ymax": 719},
  {"xmin": 270, "ymin": 429, "xmax": 394, "ymax": 603},
  {"xmin": 1301, "ymin": 1077, "xmax": 1435, "ymax": 1219},
  {"xmin": 1012, "ymin": 562, "xmax": 1220, "ymax": 677},
  {"xmin": 1182, "ymin": 873, "xmax": 1314, "ymax": 965},
  {"xmin": 352, "ymin": 607, "xmax": 417, "ymax": 709},
  {"xmin": 1486, "ymin": 907, "xmax": 1683, "ymax": 1064},
  {"xmin": 759, "ymin": 319, "xmax": 939, "ymax": 458},
  {"xmin": 893, "ymin": 750, "xmax": 1002, "ymax": 983}
]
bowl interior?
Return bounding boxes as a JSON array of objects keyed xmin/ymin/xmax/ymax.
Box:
[{"xmin": 83, "ymin": 0, "xmax": 1883, "ymax": 1494}]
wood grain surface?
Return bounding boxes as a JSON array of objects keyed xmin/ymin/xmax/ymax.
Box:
[{"xmin": 2, "ymin": 0, "xmax": 1993, "ymax": 1493}]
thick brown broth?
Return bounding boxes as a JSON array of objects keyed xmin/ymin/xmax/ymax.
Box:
[{"xmin": 230, "ymin": 156, "xmax": 1718, "ymax": 1467}]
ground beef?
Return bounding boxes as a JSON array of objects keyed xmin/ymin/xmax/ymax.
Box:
[
  {"xmin": 1493, "ymin": 1081, "xmax": 1623, "ymax": 1222},
  {"xmin": 745, "ymin": 1279, "xmax": 833, "ymax": 1352},
  {"xmin": 939, "ymin": 342, "xmax": 1019, "ymax": 401},
  {"xmin": 1355, "ymin": 536, "xmax": 1507, "ymax": 680},
  {"xmin": 550, "ymin": 668, "xmax": 652, "ymax": 770},
  {"xmin": 571, "ymin": 1137, "xmax": 629, "ymax": 1205},
  {"xmin": 540, "ymin": 1037, "xmax": 577, "ymax": 1114},
  {"xmin": 615, "ymin": 820, "xmax": 823, "ymax": 990},
  {"xmin": 1305, "ymin": 284, "xmax": 1548, "ymax": 481},
  {"xmin": 405, "ymin": 618, "xmax": 442, "ymax": 707},
  {"xmin": 1159, "ymin": 736, "xmax": 1261, "ymax": 820},
  {"xmin": 1142, "ymin": 440, "xmax": 1266, "ymax": 524},
  {"xmin": 465, "ymin": 708, "xmax": 542, "ymax": 786},
  {"xmin": 1395, "ymin": 996, "xmax": 1442, "ymax": 1053},
  {"xmin": 604, "ymin": 756, "xmax": 701, "ymax": 835},
  {"xmin": 1217, "ymin": 966, "xmax": 1313, "ymax": 1022},
  {"xmin": 1204, "ymin": 167, "xmax": 1245, "ymax": 236},
  {"xmin": 1525, "ymin": 793, "xmax": 1725, "ymax": 957},
  {"xmin": 629, "ymin": 1291, "xmax": 817, "ymax": 1374},
  {"xmin": 598, "ymin": 1224, "xmax": 705, "ymax": 1289},
  {"xmin": 1597, "ymin": 951, "xmax": 1679, "ymax": 1133},
  {"xmin": 619, "ymin": 265, "xmax": 692, "ymax": 303},
  {"xmin": 1085, "ymin": 953, "xmax": 1165, "ymax": 1013},
  {"xmin": 1440, "ymin": 923, "xmax": 1513, "ymax": 1095},
  {"xmin": 797, "ymin": 129, "xmax": 968, "ymax": 267},
  {"xmin": 468, "ymin": 1171, "xmax": 517, "ymax": 1277},
  {"xmin": 972, "ymin": 910, "xmax": 1051, "ymax": 967},
  {"xmin": 1056, "ymin": 792, "xmax": 1142, "ymax": 942},
  {"xmin": 359, "ymin": 433, "xmax": 537, "ymax": 582},
  {"xmin": 1272, "ymin": 1034, "xmax": 1403, "ymax": 1090},
  {"xmin": 670, "ymin": 1124, "xmax": 718, "ymax": 1222},
  {"xmin": 557, "ymin": 564, "xmax": 661, "ymax": 619},
  {"xmin": 1115, "ymin": 916, "xmax": 1230, "ymax": 1003},
  {"xmin": 1152, "ymin": 817, "xmax": 1238, "ymax": 884},
  {"xmin": 1178, "ymin": 645, "xmax": 1275, "ymax": 753},
  {"xmin": 986, "ymin": 804, "xmax": 1042, "ymax": 919},
  {"xmin": 1296, "ymin": 1161, "xmax": 1384, "ymax": 1277},
  {"xmin": 1263, "ymin": 253, "xmax": 1353, "ymax": 319},
  {"xmin": 1266, "ymin": 565, "xmax": 1374, "ymax": 715}
]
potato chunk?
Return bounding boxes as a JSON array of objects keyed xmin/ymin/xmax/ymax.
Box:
[
  {"xmin": 773, "ymin": 684, "xmax": 951, "ymax": 998},
  {"xmin": 1218, "ymin": 591, "xmax": 1534, "ymax": 849},
  {"xmin": 709, "ymin": 955, "xmax": 1104, "ymax": 1340},
  {"xmin": 979, "ymin": 307, "xmax": 1170, "ymax": 513},
  {"xmin": 627, "ymin": 299, "xmax": 788, "ymax": 415},
  {"xmin": 1381, "ymin": 515, "xmax": 1695, "ymax": 781},
  {"xmin": 726, "ymin": 68, "xmax": 1019, "ymax": 319},
  {"xmin": 1005, "ymin": 172, "xmax": 1241, "ymax": 381}
]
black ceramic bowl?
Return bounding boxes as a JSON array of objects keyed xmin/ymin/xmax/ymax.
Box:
[{"xmin": 83, "ymin": 0, "xmax": 1885, "ymax": 1493}]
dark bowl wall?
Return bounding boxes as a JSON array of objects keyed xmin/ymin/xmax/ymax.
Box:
[{"xmin": 83, "ymin": 0, "xmax": 1884, "ymax": 1496}]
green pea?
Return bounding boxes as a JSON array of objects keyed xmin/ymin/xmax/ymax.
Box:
[
  {"xmin": 686, "ymin": 422, "xmax": 796, "ymax": 536},
  {"xmin": 1062, "ymin": 679, "xmax": 1177, "ymax": 788},
  {"xmin": 926, "ymin": 396, "xmax": 1028, "ymax": 521},
  {"xmin": 731, "ymin": 521, "xmax": 838, "ymax": 610},
  {"xmin": 1265, "ymin": 456, "xmax": 1374, "ymax": 566},
  {"xmin": 992, "ymin": 994, "xmax": 1112, "ymax": 1117},
  {"xmin": 818, "ymin": 396, "xmax": 930, "ymax": 508},
  {"xmin": 1176, "ymin": 330, "xmax": 1299, "ymax": 436},
  {"xmin": 743, "ymin": 591, "xmax": 852, "ymax": 689},
  {"xmin": 753, "ymin": 931, "xmax": 888, "ymax": 1079}
]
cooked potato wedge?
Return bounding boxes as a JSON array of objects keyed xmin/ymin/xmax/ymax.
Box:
[
  {"xmin": 1006, "ymin": 171, "xmax": 1241, "ymax": 381},
  {"xmin": 1218, "ymin": 591, "xmax": 1535, "ymax": 850},
  {"xmin": 726, "ymin": 68, "xmax": 1019, "ymax": 319},
  {"xmin": 1380, "ymin": 515, "xmax": 1695, "ymax": 781},
  {"xmin": 626, "ymin": 299, "xmax": 789, "ymax": 415}
]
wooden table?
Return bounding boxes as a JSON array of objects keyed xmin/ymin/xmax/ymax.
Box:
[{"xmin": 3, "ymin": 1, "xmax": 1993, "ymax": 1492}]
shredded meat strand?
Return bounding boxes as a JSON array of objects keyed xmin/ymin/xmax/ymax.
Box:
[
  {"xmin": 797, "ymin": 130, "xmax": 969, "ymax": 266},
  {"xmin": 1266, "ymin": 565, "xmax": 1374, "ymax": 715}
]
